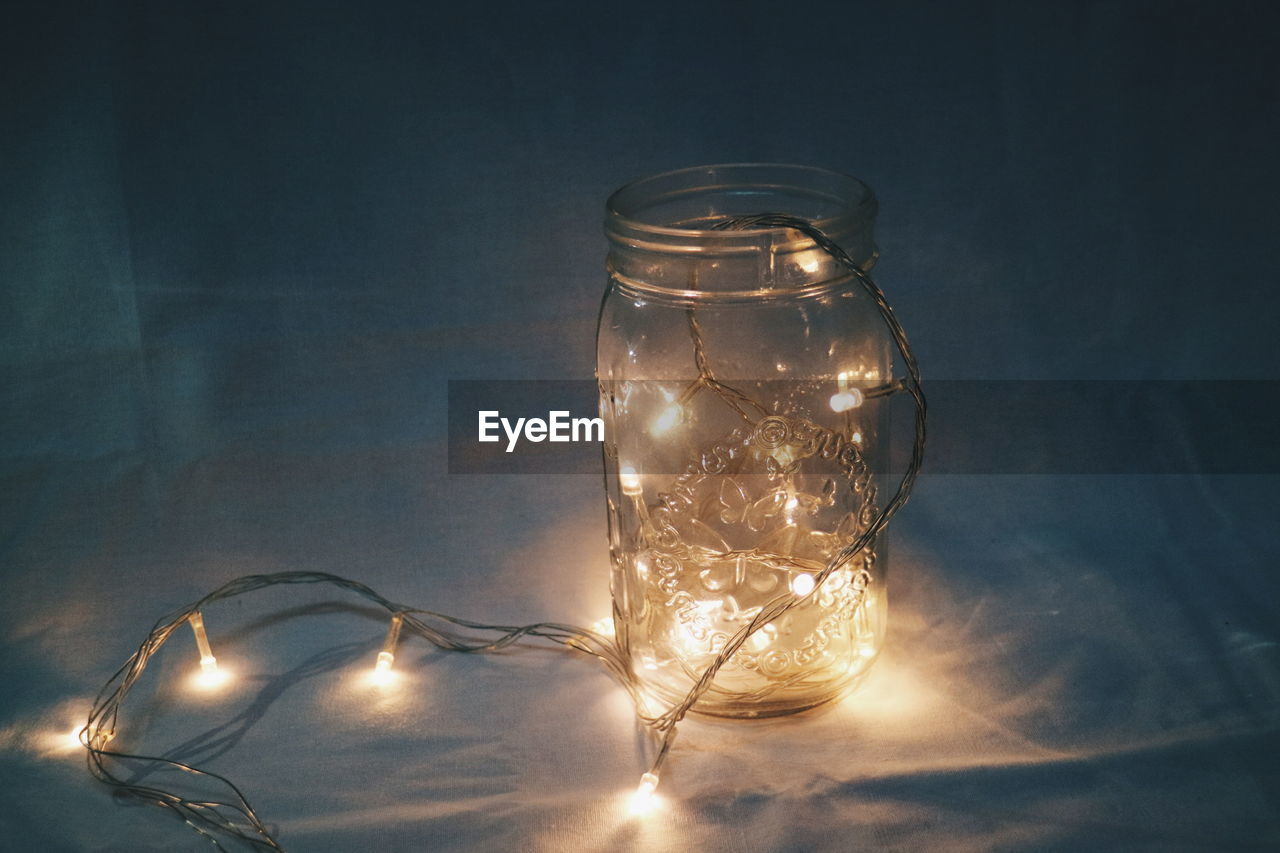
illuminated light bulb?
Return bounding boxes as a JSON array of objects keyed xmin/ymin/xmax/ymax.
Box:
[
  {"xmin": 829, "ymin": 388, "xmax": 864, "ymax": 413},
  {"xmin": 370, "ymin": 614, "xmax": 404, "ymax": 687},
  {"xmin": 84, "ymin": 726, "xmax": 115, "ymax": 750},
  {"xmin": 193, "ymin": 664, "xmax": 230, "ymax": 690},
  {"xmin": 797, "ymin": 251, "xmax": 822, "ymax": 273},
  {"xmin": 747, "ymin": 624, "xmax": 777, "ymax": 652},
  {"xmin": 629, "ymin": 772, "xmax": 661, "ymax": 816},
  {"xmin": 61, "ymin": 725, "xmax": 90, "ymax": 751},
  {"xmin": 369, "ymin": 657, "xmax": 396, "ymax": 687},
  {"xmin": 60, "ymin": 724, "xmax": 114, "ymax": 752},
  {"xmin": 187, "ymin": 611, "xmax": 224, "ymax": 687},
  {"xmin": 851, "ymin": 431, "xmax": 863, "ymax": 444},
  {"xmin": 791, "ymin": 573, "xmax": 816, "ymax": 597},
  {"xmin": 650, "ymin": 403, "xmax": 682, "ymax": 436},
  {"xmin": 784, "ymin": 487, "xmax": 800, "ymax": 525},
  {"xmin": 619, "ymin": 466, "xmax": 642, "ymax": 496}
]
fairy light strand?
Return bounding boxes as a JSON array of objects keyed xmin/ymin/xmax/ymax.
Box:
[
  {"xmin": 79, "ymin": 214, "xmax": 924, "ymax": 849},
  {"xmin": 636, "ymin": 212, "xmax": 927, "ymax": 785},
  {"xmin": 82, "ymin": 572, "xmax": 630, "ymax": 850},
  {"xmin": 371, "ymin": 613, "xmax": 404, "ymax": 684}
]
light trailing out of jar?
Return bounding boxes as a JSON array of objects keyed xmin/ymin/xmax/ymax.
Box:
[{"xmin": 77, "ymin": 166, "xmax": 924, "ymax": 847}]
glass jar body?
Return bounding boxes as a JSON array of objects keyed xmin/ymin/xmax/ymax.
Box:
[{"xmin": 598, "ymin": 165, "xmax": 893, "ymax": 718}]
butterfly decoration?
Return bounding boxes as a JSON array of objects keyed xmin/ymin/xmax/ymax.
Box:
[{"xmin": 716, "ymin": 474, "xmax": 837, "ymax": 533}]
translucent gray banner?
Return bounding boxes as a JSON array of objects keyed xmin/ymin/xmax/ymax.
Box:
[{"xmin": 447, "ymin": 380, "xmax": 1280, "ymax": 475}]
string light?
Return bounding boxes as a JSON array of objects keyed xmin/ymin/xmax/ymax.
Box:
[
  {"xmin": 829, "ymin": 388, "xmax": 864, "ymax": 413},
  {"xmin": 81, "ymin": 572, "xmax": 635, "ymax": 850},
  {"xmin": 189, "ymin": 611, "xmax": 215, "ymax": 673},
  {"xmin": 371, "ymin": 614, "xmax": 404, "ymax": 686},
  {"xmin": 58, "ymin": 724, "xmax": 112, "ymax": 752},
  {"xmin": 626, "ymin": 211, "xmax": 925, "ymax": 790},
  {"xmin": 790, "ymin": 573, "xmax": 816, "ymax": 597},
  {"xmin": 629, "ymin": 771, "xmax": 662, "ymax": 816},
  {"xmin": 188, "ymin": 611, "xmax": 229, "ymax": 689},
  {"xmin": 618, "ymin": 466, "xmax": 643, "ymax": 496},
  {"xmin": 78, "ymin": 213, "xmax": 924, "ymax": 849},
  {"xmin": 828, "ymin": 370, "xmax": 864, "ymax": 413}
]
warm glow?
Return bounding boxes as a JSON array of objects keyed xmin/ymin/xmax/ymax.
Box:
[
  {"xmin": 48, "ymin": 723, "xmax": 113, "ymax": 755},
  {"xmin": 830, "ymin": 388, "xmax": 864, "ymax": 413},
  {"xmin": 791, "ymin": 573, "xmax": 816, "ymax": 596},
  {"xmin": 619, "ymin": 466, "xmax": 642, "ymax": 496},
  {"xmin": 633, "ymin": 690, "xmax": 666, "ymax": 720},
  {"xmin": 628, "ymin": 772, "xmax": 661, "ymax": 816},
  {"xmin": 591, "ymin": 617, "xmax": 615, "ymax": 638},
  {"xmin": 797, "ymin": 251, "xmax": 822, "ymax": 273},
  {"xmin": 650, "ymin": 404, "xmax": 682, "ymax": 436},
  {"xmin": 747, "ymin": 624, "xmax": 777, "ymax": 652},
  {"xmin": 369, "ymin": 614, "xmax": 404, "ymax": 687},
  {"xmin": 192, "ymin": 649, "xmax": 230, "ymax": 689},
  {"xmin": 369, "ymin": 666, "xmax": 399, "ymax": 689},
  {"xmin": 188, "ymin": 611, "xmax": 223, "ymax": 689},
  {"xmin": 84, "ymin": 726, "xmax": 114, "ymax": 750},
  {"xmin": 369, "ymin": 650, "xmax": 396, "ymax": 686},
  {"xmin": 193, "ymin": 664, "xmax": 231, "ymax": 690}
]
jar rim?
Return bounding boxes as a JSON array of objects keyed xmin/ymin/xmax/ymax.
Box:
[{"xmin": 605, "ymin": 163, "xmax": 877, "ymax": 246}]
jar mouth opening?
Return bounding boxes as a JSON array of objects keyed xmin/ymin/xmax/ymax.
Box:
[{"xmin": 605, "ymin": 163, "xmax": 877, "ymax": 246}]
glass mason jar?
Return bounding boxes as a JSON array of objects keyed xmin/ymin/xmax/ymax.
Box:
[{"xmin": 598, "ymin": 164, "xmax": 893, "ymax": 718}]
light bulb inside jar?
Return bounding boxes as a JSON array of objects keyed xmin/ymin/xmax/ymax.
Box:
[
  {"xmin": 830, "ymin": 370, "xmax": 865, "ymax": 413},
  {"xmin": 790, "ymin": 573, "xmax": 816, "ymax": 597},
  {"xmin": 830, "ymin": 388, "xmax": 864, "ymax": 413},
  {"xmin": 598, "ymin": 165, "xmax": 903, "ymax": 720},
  {"xmin": 619, "ymin": 466, "xmax": 642, "ymax": 496},
  {"xmin": 650, "ymin": 403, "xmax": 682, "ymax": 436},
  {"xmin": 747, "ymin": 624, "xmax": 778, "ymax": 652}
]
